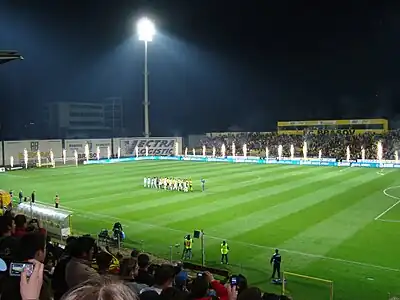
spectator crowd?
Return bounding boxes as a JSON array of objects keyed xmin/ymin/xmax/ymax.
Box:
[
  {"xmin": 200, "ymin": 130, "xmax": 400, "ymax": 160},
  {"xmin": 0, "ymin": 211, "xmax": 289, "ymax": 300}
]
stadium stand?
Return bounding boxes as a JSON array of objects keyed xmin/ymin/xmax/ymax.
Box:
[{"xmin": 200, "ymin": 131, "xmax": 400, "ymax": 160}]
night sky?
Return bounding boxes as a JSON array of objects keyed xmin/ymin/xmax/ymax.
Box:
[{"xmin": 1, "ymin": 0, "xmax": 399, "ymax": 138}]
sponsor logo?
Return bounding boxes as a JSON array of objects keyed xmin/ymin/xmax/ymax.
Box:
[
  {"xmin": 380, "ymin": 163, "xmax": 394, "ymax": 168},
  {"xmin": 338, "ymin": 162, "xmax": 350, "ymax": 167},
  {"xmin": 361, "ymin": 163, "xmax": 372, "ymax": 167},
  {"xmin": 121, "ymin": 138, "xmax": 176, "ymax": 156},
  {"xmin": 317, "ymin": 129, "xmax": 356, "ymax": 135},
  {"xmin": 30, "ymin": 141, "xmax": 39, "ymax": 151},
  {"xmin": 187, "ymin": 157, "xmax": 204, "ymax": 162}
]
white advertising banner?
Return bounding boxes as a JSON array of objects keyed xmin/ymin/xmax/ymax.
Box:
[
  {"xmin": 64, "ymin": 139, "xmax": 112, "ymax": 160},
  {"xmin": 3, "ymin": 140, "xmax": 63, "ymax": 165},
  {"xmin": 113, "ymin": 137, "xmax": 183, "ymax": 157}
]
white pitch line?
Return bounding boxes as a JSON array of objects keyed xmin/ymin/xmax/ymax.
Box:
[
  {"xmin": 375, "ymin": 186, "xmax": 400, "ymax": 220},
  {"xmin": 36, "ymin": 201, "xmax": 400, "ymax": 273},
  {"xmin": 377, "ymin": 219, "xmax": 400, "ymax": 223}
]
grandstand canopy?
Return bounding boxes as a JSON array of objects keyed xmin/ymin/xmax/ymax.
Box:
[{"xmin": 0, "ymin": 50, "xmax": 23, "ymax": 64}]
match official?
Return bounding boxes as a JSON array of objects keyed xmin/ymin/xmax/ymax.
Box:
[{"xmin": 270, "ymin": 249, "xmax": 281, "ymax": 280}]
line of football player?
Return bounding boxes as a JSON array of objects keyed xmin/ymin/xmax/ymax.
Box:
[{"xmin": 143, "ymin": 177, "xmax": 193, "ymax": 192}]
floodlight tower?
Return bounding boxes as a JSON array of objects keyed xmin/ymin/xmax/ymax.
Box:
[{"xmin": 137, "ymin": 17, "xmax": 155, "ymax": 138}]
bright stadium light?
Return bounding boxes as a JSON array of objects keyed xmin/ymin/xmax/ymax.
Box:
[
  {"xmin": 137, "ymin": 18, "xmax": 155, "ymax": 42},
  {"xmin": 137, "ymin": 17, "xmax": 156, "ymax": 138}
]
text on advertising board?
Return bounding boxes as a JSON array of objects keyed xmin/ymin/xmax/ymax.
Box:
[
  {"xmin": 317, "ymin": 129, "xmax": 358, "ymax": 135},
  {"xmin": 121, "ymin": 138, "xmax": 175, "ymax": 156},
  {"xmin": 66, "ymin": 140, "xmax": 111, "ymax": 159}
]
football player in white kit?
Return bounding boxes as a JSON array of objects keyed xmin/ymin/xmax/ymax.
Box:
[
  {"xmin": 144, "ymin": 177, "xmax": 147, "ymax": 188},
  {"xmin": 147, "ymin": 177, "xmax": 151, "ymax": 188}
]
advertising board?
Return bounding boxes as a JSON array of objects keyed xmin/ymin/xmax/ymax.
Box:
[
  {"xmin": 64, "ymin": 139, "xmax": 112, "ymax": 160},
  {"xmin": 3, "ymin": 140, "xmax": 63, "ymax": 165},
  {"xmin": 112, "ymin": 137, "xmax": 183, "ymax": 157}
]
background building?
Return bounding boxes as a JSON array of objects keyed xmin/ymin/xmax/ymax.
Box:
[{"xmin": 44, "ymin": 98, "xmax": 124, "ymax": 138}]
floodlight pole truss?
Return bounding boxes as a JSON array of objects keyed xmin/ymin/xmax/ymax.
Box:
[{"xmin": 143, "ymin": 40, "xmax": 150, "ymax": 138}]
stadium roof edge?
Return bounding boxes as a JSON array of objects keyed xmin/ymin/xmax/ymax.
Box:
[{"xmin": 0, "ymin": 50, "xmax": 23, "ymax": 65}]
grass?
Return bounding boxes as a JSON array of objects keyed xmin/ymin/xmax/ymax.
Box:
[{"xmin": 1, "ymin": 160, "xmax": 400, "ymax": 300}]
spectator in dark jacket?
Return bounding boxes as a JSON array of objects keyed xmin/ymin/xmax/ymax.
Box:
[{"xmin": 65, "ymin": 236, "xmax": 100, "ymax": 289}]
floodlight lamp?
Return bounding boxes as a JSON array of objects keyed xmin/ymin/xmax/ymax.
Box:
[{"xmin": 137, "ymin": 18, "xmax": 155, "ymax": 42}]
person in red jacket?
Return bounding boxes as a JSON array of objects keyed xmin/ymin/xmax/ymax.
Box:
[{"xmin": 189, "ymin": 271, "xmax": 228, "ymax": 300}]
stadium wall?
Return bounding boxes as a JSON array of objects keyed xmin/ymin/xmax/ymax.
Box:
[
  {"xmin": 64, "ymin": 139, "xmax": 112, "ymax": 160},
  {"xmin": 112, "ymin": 137, "xmax": 182, "ymax": 157},
  {"xmin": 3, "ymin": 140, "xmax": 63, "ymax": 165},
  {"xmin": 0, "ymin": 137, "xmax": 183, "ymax": 166}
]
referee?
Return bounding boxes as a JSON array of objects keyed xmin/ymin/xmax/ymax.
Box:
[{"xmin": 270, "ymin": 249, "xmax": 282, "ymax": 280}]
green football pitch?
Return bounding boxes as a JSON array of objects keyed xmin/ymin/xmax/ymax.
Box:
[{"xmin": 2, "ymin": 161, "xmax": 400, "ymax": 300}]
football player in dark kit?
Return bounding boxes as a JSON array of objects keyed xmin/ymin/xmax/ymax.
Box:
[{"xmin": 270, "ymin": 249, "xmax": 282, "ymax": 280}]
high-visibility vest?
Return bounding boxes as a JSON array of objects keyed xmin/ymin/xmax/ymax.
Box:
[
  {"xmin": 185, "ymin": 239, "xmax": 193, "ymax": 249},
  {"xmin": 221, "ymin": 243, "xmax": 229, "ymax": 254}
]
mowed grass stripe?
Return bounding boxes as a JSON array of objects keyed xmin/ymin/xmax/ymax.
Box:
[
  {"xmin": 64, "ymin": 163, "xmax": 271, "ymax": 206},
  {"xmin": 233, "ymin": 168, "xmax": 372, "ymax": 245},
  {"xmin": 94, "ymin": 164, "xmax": 312, "ymax": 214},
  {"xmin": 71, "ymin": 164, "xmax": 295, "ymax": 209},
  {"xmin": 33, "ymin": 163, "xmax": 283, "ymax": 205},
  {"xmin": 159, "ymin": 168, "xmax": 349, "ymax": 230},
  {"xmin": 294, "ymin": 174, "xmax": 398, "ymax": 268},
  {"xmin": 206, "ymin": 169, "xmax": 374, "ymax": 241},
  {"xmin": 249, "ymin": 171, "xmax": 392, "ymax": 270},
  {"xmin": 103, "ymin": 165, "xmax": 330, "ymax": 218}
]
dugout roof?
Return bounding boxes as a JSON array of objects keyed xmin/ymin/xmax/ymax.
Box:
[{"xmin": 0, "ymin": 50, "xmax": 23, "ymax": 65}]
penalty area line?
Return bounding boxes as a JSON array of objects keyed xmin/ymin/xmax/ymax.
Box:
[
  {"xmin": 35, "ymin": 201, "xmax": 400, "ymax": 274},
  {"xmin": 375, "ymin": 186, "xmax": 400, "ymax": 220}
]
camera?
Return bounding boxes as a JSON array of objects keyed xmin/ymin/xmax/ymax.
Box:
[
  {"xmin": 10, "ymin": 262, "xmax": 33, "ymax": 277},
  {"xmin": 230, "ymin": 276, "xmax": 238, "ymax": 285}
]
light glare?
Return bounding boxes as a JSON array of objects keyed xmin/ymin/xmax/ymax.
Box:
[{"xmin": 137, "ymin": 18, "xmax": 156, "ymax": 42}]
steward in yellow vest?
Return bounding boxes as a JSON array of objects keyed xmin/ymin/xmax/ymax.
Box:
[
  {"xmin": 182, "ymin": 235, "xmax": 193, "ymax": 260},
  {"xmin": 221, "ymin": 240, "xmax": 229, "ymax": 264}
]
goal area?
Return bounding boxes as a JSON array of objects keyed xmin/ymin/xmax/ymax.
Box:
[{"xmin": 282, "ymin": 271, "xmax": 334, "ymax": 300}]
